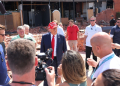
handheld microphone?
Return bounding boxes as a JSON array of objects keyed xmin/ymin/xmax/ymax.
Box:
[
  {"xmin": 0, "ymin": 1, "xmax": 6, "ymax": 14},
  {"xmin": 37, "ymin": 48, "xmax": 53, "ymax": 60},
  {"xmin": 45, "ymin": 48, "xmax": 53, "ymax": 57}
]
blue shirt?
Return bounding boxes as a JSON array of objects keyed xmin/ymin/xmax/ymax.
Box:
[
  {"xmin": 0, "ymin": 44, "xmax": 10, "ymax": 85},
  {"xmin": 110, "ymin": 25, "xmax": 120, "ymax": 44}
]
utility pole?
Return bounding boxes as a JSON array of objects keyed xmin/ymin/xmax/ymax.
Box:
[
  {"xmin": 59, "ymin": 0, "xmax": 61, "ymax": 22},
  {"xmin": 49, "ymin": 0, "xmax": 50, "ymax": 9},
  {"xmin": 21, "ymin": 0, "xmax": 23, "ymax": 25},
  {"xmin": 59, "ymin": 0, "xmax": 60, "ymax": 11},
  {"xmin": 21, "ymin": 0, "xmax": 23, "ymax": 9},
  {"xmin": 73, "ymin": 0, "xmax": 75, "ymax": 21},
  {"xmin": 94, "ymin": 0, "xmax": 97, "ymax": 17}
]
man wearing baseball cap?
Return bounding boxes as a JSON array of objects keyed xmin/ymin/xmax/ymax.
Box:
[
  {"xmin": 110, "ymin": 15, "xmax": 116, "ymax": 26},
  {"xmin": 41, "ymin": 22, "xmax": 67, "ymax": 86}
]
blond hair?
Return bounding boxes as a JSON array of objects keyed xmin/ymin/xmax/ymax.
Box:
[
  {"xmin": 58, "ymin": 22, "xmax": 63, "ymax": 26},
  {"xmin": 53, "ymin": 20, "xmax": 58, "ymax": 25},
  {"xmin": 23, "ymin": 24, "xmax": 30, "ymax": 29},
  {"xmin": 0, "ymin": 24, "xmax": 6, "ymax": 30},
  {"xmin": 61, "ymin": 50, "xmax": 86, "ymax": 84},
  {"xmin": 90, "ymin": 16, "xmax": 96, "ymax": 20}
]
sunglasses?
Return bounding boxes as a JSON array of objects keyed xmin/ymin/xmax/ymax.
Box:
[
  {"xmin": 90, "ymin": 20, "xmax": 95, "ymax": 21},
  {"xmin": 0, "ymin": 34, "xmax": 5, "ymax": 37}
]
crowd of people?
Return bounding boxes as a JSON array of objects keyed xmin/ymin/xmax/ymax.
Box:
[{"xmin": 0, "ymin": 15, "xmax": 120, "ymax": 86}]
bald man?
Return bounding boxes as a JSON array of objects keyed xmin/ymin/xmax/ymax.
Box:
[{"xmin": 87, "ymin": 32, "xmax": 120, "ymax": 85}]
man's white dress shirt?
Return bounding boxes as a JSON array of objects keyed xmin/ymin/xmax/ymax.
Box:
[
  {"xmin": 51, "ymin": 34, "xmax": 57, "ymax": 56},
  {"xmin": 57, "ymin": 25, "xmax": 64, "ymax": 36}
]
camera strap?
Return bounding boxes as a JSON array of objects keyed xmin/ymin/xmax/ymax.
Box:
[{"xmin": 12, "ymin": 81, "xmax": 35, "ymax": 86}]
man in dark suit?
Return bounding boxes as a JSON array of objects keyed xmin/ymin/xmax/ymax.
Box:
[{"xmin": 41, "ymin": 22, "xmax": 67, "ymax": 86}]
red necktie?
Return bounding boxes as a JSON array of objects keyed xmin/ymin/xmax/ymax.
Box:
[{"xmin": 51, "ymin": 35, "xmax": 55, "ymax": 59}]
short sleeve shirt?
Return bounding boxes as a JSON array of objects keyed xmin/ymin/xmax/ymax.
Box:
[
  {"xmin": 84, "ymin": 24, "xmax": 102, "ymax": 47},
  {"xmin": 11, "ymin": 35, "xmax": 36, "ymax": 43},
  {"xmin": 110, "ymin": 25, "xmax": 120, "ymax": 44},
  {"xmin": 67, "ymin": 24, "xmax": 79, "ymax": 40}
]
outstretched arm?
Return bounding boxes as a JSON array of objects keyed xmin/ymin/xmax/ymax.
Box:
[
  {"xmin": 111, "ymin": 43, "xmax": 120, "ymax": 49},
  {"xmin": 87, "ymin": 58, "xmax": 98, "ymax": 67},
  {"xmin": 45, "ymin": 66, "xmax": 55, "ymax": 86}
]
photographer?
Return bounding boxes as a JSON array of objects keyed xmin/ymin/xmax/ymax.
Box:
[{"xmin": 6, "ymin": 39, "xmax": 55, "ymax": 86}]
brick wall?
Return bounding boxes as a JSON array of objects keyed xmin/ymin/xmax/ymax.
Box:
[
  {"xmin": 113, "ymin": 0, "xmax": 120, "ymax": 18},
  {"xmin": 96, "ymin": 8, "xmax": 114, "ymax": 25},
  {"xmin": 96, "ymin": 0, "xmax": 120, "ymax": 24}
]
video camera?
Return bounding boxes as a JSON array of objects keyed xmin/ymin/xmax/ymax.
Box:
[{"xmin": 35, "ymin": 48, "xmax": 53, "ymax": 81}]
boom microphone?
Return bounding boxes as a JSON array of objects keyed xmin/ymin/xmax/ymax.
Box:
[{"xmin": 0, "ymin": 1, "xmax": 6, "ymax": 14}]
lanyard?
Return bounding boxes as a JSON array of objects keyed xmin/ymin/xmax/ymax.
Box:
[
  {"xmin": 12, "ymin": 81, "xmax": 35, "ymax": 86},
  {"xmin": 91, "ymin": 53, "xmax": 115, "ymax": 79}
]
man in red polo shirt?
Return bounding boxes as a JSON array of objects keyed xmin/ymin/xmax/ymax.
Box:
[{"xmin": 66, "ymin": 19, "xmax": 79, "ymax": 51}]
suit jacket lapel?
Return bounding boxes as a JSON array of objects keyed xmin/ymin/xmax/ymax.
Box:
[
  {"xmin": 56, "ymin": 34, "xmax": 60, "ymax": 52},
  {"xmin": 49, "ymin": 33, "xmax": 52, "ymax": 48}
]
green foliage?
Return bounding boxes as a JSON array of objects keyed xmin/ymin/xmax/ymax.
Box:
[{"xmin": 116, "ymin": 12, "xmax": 120, "ymax": 19}]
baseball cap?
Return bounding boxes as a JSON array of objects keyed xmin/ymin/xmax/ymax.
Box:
[
  {"xmin": 111, "ymin": 15, "xmax": 114, "ymax": 17},
  {"xmin": 48, "ymin": 22, "xmax": 57, "ymax": 29}
]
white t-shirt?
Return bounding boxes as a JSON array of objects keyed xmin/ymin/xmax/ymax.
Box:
[
  {"xmin": 92, "ymin": 52, "xmax": 120, "ymax": 80},
  {"xmin": 84, "ymin": 24, "xmax": 102, "ymax": 47},
  {"xmin": 57, "ymin": 25, "xmax": 64, "ymax": 36}
]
